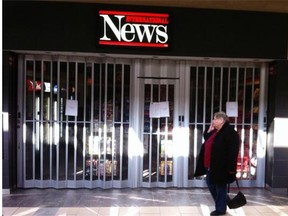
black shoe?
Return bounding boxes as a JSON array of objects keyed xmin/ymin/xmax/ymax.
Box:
[{"xmin": 210, "ymin": 210, "xmax": 226, "ymax": 215}]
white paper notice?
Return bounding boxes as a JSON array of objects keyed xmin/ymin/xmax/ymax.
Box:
[
  {"xmin": 226, "ymin": 101, "xmax": 238, "ymax": 117},
  {"xmin": 65, "ymin": 99, "xmax": 78, "ymax": 116},
  {"xmin": 149, "ymin": 103, "xmax": 160, "ymax": 118},
  {"xmin": 159, "ymin": 101, "xmax": 170, "ymax": 117},
  {"xmin": 149, "ymin": 101, "xmax": 170, "ymax": 118}
]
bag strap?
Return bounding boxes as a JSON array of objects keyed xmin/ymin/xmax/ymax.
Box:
[
  {"xmin": 228, "ymin": 178, "xmax": 241, "ymax": 194},
  {"xmin": 235, "ymin": 178, "xmax": 240, "ymax": 190}
]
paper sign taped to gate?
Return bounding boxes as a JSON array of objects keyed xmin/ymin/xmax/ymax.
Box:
[
  {"xmin": 226, "ymin": 101, "xmax": 238, "ymax": 117},
  {"xmin": 65, "ymin": 99, "xmax": 78, "ymax": 116},
  {"xmin": 149, "ymin": 101, "xmax": 170, "ymax": 118}
]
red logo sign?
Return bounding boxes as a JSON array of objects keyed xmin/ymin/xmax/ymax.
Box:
[{"xmin": 99, "ymin": 10, "xmax": 169, "ymax": 48}]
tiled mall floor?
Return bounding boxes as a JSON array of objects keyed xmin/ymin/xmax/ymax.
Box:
[{"xmin": 2, "ymin": 188, "xmax": 288, "ymax": 216}]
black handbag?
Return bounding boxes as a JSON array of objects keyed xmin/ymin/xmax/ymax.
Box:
[{"xmin": 227, "ymin": 178, "xmax": 247, "ymax": 209}]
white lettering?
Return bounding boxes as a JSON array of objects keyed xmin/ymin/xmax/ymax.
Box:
[
  {"xmin": 100, "ymin": 14, "xmax": 125, "ymax": 41},
  {"xmin": 156, "ymin": 25, "xmax": 168, "ymax": 43},
  {"xmin": 121, "ymin": 23, "xmax": 135, "ymax": 42},
  {"xmin": 134, "ymin": 24, "xmax": 157, "ymax": 42},
  {"xmin": 99, "ymin": 12, "xmax": 169, "ymax": 46}
]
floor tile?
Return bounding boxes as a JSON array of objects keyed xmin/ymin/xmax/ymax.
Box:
[{"xmin": 2, "ymin": 188, "xmax": 288, "ymax": 216}]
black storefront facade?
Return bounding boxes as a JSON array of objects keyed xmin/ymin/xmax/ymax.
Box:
[{"xmin": 3, "ymin": 1, "xmax": 288, "ymax": 193}]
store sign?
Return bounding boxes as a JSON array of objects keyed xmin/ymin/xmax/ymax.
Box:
[
  {"xmin": 26, "ymin": 79, "xmax": 51, "ymax": 93},
  {"xmin": 99, "ymin": 10, "xmax": 169, "ymax": 48}
]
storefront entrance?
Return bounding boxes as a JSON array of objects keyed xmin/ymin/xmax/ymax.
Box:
[
  {"xmin": 142, "ymin": 82, "xmax": 176, "ymax": 187},
  {"xmin": 17, "ymin": 55, "xmax": 267, "ymax": 188}
]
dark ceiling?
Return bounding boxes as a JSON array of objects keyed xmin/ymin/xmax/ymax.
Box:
[{"xmin": 46, "ymin": 0, "xmax": 288, "ymax": 13}]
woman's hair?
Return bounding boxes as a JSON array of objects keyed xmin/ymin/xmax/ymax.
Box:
[{"xmin": 214, "ymin": 111, "xmax": 229, "ymax": 122}]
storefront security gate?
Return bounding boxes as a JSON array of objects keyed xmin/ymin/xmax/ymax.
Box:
[{"xmin": 17, "ymin": 55, "xmax": 267, "ymax": 188}]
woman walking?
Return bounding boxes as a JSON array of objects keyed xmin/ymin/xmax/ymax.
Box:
[{"xmin": 194, "ymin": 111, "xmax": 240, "ymax": 215}]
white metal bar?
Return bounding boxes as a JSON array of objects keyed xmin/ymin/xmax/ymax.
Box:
[
  {"xmin": 211, "ymin": 67, "xmax": 215, "ymax": 120},
  {"xmin": 120, "ymin": 64, "xmax": 124, "ymax": 181},
  {"xmin": 166, "ymin": 84, "xmax": 169, "ymax": 182},
  {"xmin": 248, "ymin": 68, "xmax": 256, "ymax": 178},
  {"xmin": 193, "ymin": 67, "xmax": 198, "ymax": 170},
  {"xmin": 240, "ymin": 68, "xmax": 247, "ymax": 178},
  {"xmin": 97, "ymin": 63, "xmax": 102, "ymax": 180},
  {"xmin": 23, "ymin": 59, "xmax": 27, "ymax": 182},
  {"xmin": 65, "ymin": 62, "xmax": 69, "ymax": 181},
  {"xmin": 195, "ymin": 67, "xmax": 198, "ymax": 125},
  {"xmin": 74, "ymin": 62, "xmax": 78, "ymax": 181},
  {"xmin": 235, "ymin": 67, "xmax": 239, "ymax": 128},
  {"xmin": 32, "ymin": 60, "xmax": 36, "ymax": 182},
  {"xmin": 112, "ymin": 63, "xmax": 116, "ymax": 180},
  {"xmin": 203, "ymin": 67, "xmax": 207, "ymax": 130},
  {"xmin": 149, "ymin": 84, "xmax": 152, "ymax": 183},
  {"xmin": 49, "ymin": 61, "xmax": 53, "ymax": 181},
  {"xmin": 90, "ymin": 62, "xmax": 94, "ymax": 182},
  {"xmin": 227, "ymin": 66, "xmax": 231, "ymax": 101},
  {"xmin": 156, "ymin": 84, "xmax": 160, "ymax": 183},
  {"xmin": 83, "ymin": 62, "xmax": 87, "ymax": 181},
  {"xmin": 40, "ymin": 60, "xmax": 44, "ymax": 181},
  {"xmin": 219, "ymin": 67, "xmax": 223, "ymax": 111},
  {"xmin": 103, "ymin": 63, "xmax": 108, "ymax": 182},
  {"xmin": 57, "ymin": 61, "xmax": 61, "ymax": 182}
]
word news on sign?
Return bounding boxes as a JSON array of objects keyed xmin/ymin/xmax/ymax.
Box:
[{"xmin": 99, "ymin": 10, "xmax": 169, "ymax": 48}]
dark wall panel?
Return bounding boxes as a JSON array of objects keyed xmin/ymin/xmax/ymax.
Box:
[
  {"xmin": 266, "ymin": 61, "xmax": 288, "ymax": 190},
  {"xmin": 3, "ymin": 1, "xmax": 288, "ymax": 59},
  {"xmin": 2, "ymin": 52, "xmax": 18, "ymax": 189}
]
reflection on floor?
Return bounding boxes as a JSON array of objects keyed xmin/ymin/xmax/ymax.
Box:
[{"xmin": 3, "ymin": 188, "xmax": 288, "ymax": 215}]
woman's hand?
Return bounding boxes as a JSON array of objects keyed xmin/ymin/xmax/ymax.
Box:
[{"xmin": 207, "ymin": 122, "xmax": 214, "ymax": 133}]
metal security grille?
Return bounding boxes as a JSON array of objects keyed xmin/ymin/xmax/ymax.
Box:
[
  {"xmin": 22, "ymin": 56, "xmax": 130, "ymax": 188},
  {"xmin": 188, "ymin": 66, "xmax": 264, "ymax": 183},
  {"xmin": 142, "ymin": 84, "xmax": 174, "ymax": 184},
  {"xmin": 19, "ymin": 56, "xmax": 267, "ymax": 188}
]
